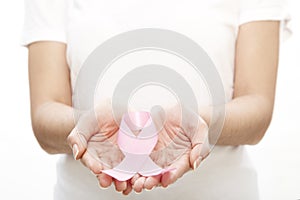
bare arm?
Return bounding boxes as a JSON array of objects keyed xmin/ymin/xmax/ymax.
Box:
[
  {"xmin": 28, "ymin": 21, "xmax": 279, "ymax": 156},
  {"xmin": 28, "ymin": 41, "xmax": 74, "ymax": 154},
  {"xmin": 201, "ymin": 21, "xmax": 280, "ymax": 146}
]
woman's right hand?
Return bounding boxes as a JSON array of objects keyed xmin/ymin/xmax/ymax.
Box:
[{"xmin": 67, "ymin": 100, "xmax": 133, "ymax": 194}]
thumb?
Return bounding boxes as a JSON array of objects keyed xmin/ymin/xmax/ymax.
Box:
[
  {"xmin": 67, "ymin": 110, "xmax": 100, "ymax": 160},
  {"xmin": 188, "ymin": 118, "xmax": 210, "ymax": 170},
  {"xmin": 67, "ymin": 128, "xmax": 88, "ymax": 160},
  {"xmin": 190, "ymin": 136, "xmax": 210, "ymax": 170}
]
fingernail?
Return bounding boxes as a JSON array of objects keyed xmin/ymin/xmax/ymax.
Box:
[
  {"xmin": 72, "ymin": 144, "xmax": 79, "ymax": 160},
  {"xmin": 144, "ymin": 188, "xmax": 152, "ymax": 191},
  {"xmin": 193, "ymin": 157, "xmax": 202, "ymax": 170}
]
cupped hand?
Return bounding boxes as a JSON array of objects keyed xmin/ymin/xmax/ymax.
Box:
[
  {"xmin": 131, "ymin": 105, "xmax": 210, "ymax": 192},
  {"xmin": 67, "ymin": 100, "xmax": 133, "ymax": 194}
]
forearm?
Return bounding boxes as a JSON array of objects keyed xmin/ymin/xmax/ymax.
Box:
[
  {"xmin": 204, "ymin": 21, "xmax": 279, "ymax": 146},
  {"xmin": 200, "ymin": 94, "xmax": 273, "ymax": 146},
  {"xmin": 32, "ymin": 101, "xmax": 75, "ymax": 154},
  {"xmin": 28, "ymin": 42, "xmax": 74, "ymax": 154}
]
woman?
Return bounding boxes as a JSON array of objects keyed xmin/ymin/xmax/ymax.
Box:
[{"xmin": 21, "ymin": 0, "xmax": 290, "ymax": 199}]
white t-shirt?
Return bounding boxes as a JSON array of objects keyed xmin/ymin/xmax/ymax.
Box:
[{"xmin": 21, "ymin": 0, "xmax": 290, "ymax": 199}]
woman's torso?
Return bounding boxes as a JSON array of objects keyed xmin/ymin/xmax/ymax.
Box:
[{"xmin": 55, "ymin": 0, "xmax": 259, "ymax": 199}]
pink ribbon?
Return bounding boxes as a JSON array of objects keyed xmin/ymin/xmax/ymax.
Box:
[{"xmin": 102, "ymin": 111, "xmax": 173, "ymax": 181}]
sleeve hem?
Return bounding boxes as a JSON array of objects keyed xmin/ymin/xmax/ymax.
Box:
[
  {"xmin": 238, "ymin": 5, "xmax": 292, "ymax": 41},
  {"xmin": 20, "ymin": 29, "xmax": 67, "ymax": 47},
  {"xmin": 239, "ymin": 5, "xmax": 286, "ymax": 24}
]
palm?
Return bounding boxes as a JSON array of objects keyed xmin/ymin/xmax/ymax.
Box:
[
  {"xmin": 86, "ymin": 131, "xmax": 124, "ymax": 170},
  {"xmin": 68, "ymin": 102, "xmax": 209, "ymax": 193},
  {"xmin": 131, "ymin": 105, "xmax": 209, "ymax": 191},
  {"xmin": 149, "ymin": 127, "xmax": 192, "ymax": 187},
  {"xmin": 150, "ymin": 117, "xmax": 192, "ymax": 172},
  {"xmin": 85, "ymin": 107, "xmax": 124, "ymax": 170},
  {"xmin": 70, "ymin": 101, "xmax": 125, "ymax": 172}
]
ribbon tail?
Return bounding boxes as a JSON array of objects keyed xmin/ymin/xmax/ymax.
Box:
[
  {"xmin": 102, "ymin": 169, "xmax": 135, "ymax": 181},
  {"xmin": 139, "ymin": 157, "xmax": 176, "ymax": 176},
  {"xmin": 138, "ymin": 157, "xmax": 165, "ymax": 176},
  {"xmin": 102, "ymin": 153, "xmax": 148, "ymax": 181}
]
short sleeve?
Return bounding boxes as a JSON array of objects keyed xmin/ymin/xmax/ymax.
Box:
[
  {"xmin": 238, "ymin": 0, "xmax": 291, "ymax": 40},
  {"xmin": 20, "ymin": 0, "xmax": 70, "ymax": 46}
]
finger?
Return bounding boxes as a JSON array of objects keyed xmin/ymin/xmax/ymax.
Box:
[
  {"xmin": 130, "ymin": 174, "xmax": 140, "ymax": 185},
  {"xmin": 114, "ymin": 180, "xmax": 127, "ymax": 192},
  {"xmin": 190, "ymin": 143, "xmax": 203, "ymax": 170},
  {"xmin": 97, "ymin": 173, "xmax": 113, "ymax": 188},
  {"xmin": 144, "ymin": 175, "xmax": 161, "ymax": 190},
  {"xmin": 132, "ymin": 176, "xmax": 146, "ymax": 193},
  {"xmin": 122, "ymin": 180, "xmax": 132, "ymax": 195},
  {"xmin": 190, "ymin": 131, "xmax": 210, "ymax": 170},
  {"xmin": 161, "ymin": 155, "xmax": 189, "ymax": 188},
  {"xmin": 67, "ymin": 128, "xmax": 88, "ymax": 160},
  {"xmin": 80, "ymin": 152, "xmax": 102, "ymax": 174},
  {"xmin": 183, "ymin": 110, "xmax": 208, "ymax": 147},
  {"xmin": 182, "ymin": 110, "xmax": 210, "ymax": 170}
]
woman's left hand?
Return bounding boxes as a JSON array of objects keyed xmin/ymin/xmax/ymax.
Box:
[{"xmin": 131, "ymin": 105, "xmax": 210, "ymax": 192}]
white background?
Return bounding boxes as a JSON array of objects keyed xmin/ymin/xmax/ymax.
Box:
[{"xmin": 0, "ymin": 1, "xmax": 299, "ymax": 199}]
